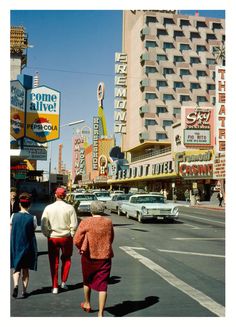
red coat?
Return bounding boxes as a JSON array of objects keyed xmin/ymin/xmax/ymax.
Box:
[{"xmin": 73, "ymin": 216, "xmax": 114, "ymax": 259}]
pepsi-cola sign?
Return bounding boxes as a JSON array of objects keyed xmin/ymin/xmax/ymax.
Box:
[{"xmin": 26, "ymin": 86, "xmax": 60, "ymax": 142}]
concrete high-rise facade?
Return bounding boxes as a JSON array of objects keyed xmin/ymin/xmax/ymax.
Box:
[{"xmin": 121, "ymin": 10, "xmax": 225, "ymax": 161}]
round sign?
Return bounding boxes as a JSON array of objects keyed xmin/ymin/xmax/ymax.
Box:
[{"xmin": 97, "ymin": 82, "xmax": 105, "ymax": 102}]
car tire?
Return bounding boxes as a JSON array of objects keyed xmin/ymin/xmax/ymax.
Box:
[{"xmin": 137, "ymin": 212, "xmax": 143, "ymax": 223}]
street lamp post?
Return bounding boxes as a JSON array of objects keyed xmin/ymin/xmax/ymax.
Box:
[{"xmin": 48, "ymin": 119, "xmax": 85, "ymax": 198}]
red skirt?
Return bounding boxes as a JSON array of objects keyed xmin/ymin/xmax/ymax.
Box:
[{"xmin": 81, "ymin": 255, "xmax": 112, "ymax": 292}]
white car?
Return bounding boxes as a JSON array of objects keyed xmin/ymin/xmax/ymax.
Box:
[
  {"xmin": 92, "ymin": 191, "xmax": 112, "ymax": 204},
  {"xmin": 106, "ymin": 193, "xmax": 132, "ymax": 215},
  {"xmin": 121, "ymin": 194, "xmax": 179, "ymax": 223},
  {"xmin": 72, "ymin": 193, "xmax": 99, "ymax": 215}
]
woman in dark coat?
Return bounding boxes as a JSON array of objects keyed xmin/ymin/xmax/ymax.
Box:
[{"xmin": 10, "ymin": 192, "xmax": 38, "ymax": 298}]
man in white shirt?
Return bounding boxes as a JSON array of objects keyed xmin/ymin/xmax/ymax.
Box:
[{"xmin": 41, "ymin": 187, "xmax": 78, "ymax": 294}]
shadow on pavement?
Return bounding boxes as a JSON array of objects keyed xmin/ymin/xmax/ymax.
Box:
[
  {"xmin": 109, "ymin": 276, "xmax": 121, "ymax": 285},
  {"xmin": 37, "ymin": 251, "xmax": 48, "ymax": 257},
  {"xmin": 105, "ymin": 296, "xmax": 159, "ymax": 317},
  {"xmin": 28, "ymin": 282, "xmax": 83, "ymax": 296}
]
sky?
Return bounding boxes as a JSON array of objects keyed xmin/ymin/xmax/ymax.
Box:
[{"xmin": 10, "ymin": 9, "xmax": 225, "ymax": 176}]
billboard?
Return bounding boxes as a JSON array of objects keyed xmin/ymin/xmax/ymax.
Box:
[
  {"xmin": 10, "ymin": 80, "xmax": 26, "ymax": 139},
  {"xmin": 183, "ymin": 106, "xmax": 214, "ymax": 147},
  {"xmin": 215, "ymin": 66, "xmax": 226, "ymax": 153},
  {"xmin": 26, "ymin": 86, "xmax": 60, "ymax": 143}
]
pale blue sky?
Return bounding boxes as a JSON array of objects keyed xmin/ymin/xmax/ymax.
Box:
[{"xmin": 11, "ymin": 10, "xmax": 225, "ymax": 174}]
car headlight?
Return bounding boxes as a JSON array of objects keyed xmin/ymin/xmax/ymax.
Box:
[{"xmin": 141, "ymin": 206, "xmax": 148, "ymax": 214}]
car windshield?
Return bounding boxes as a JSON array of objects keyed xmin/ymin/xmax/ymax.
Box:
[
  {"xmin": 117, "ymin": 194, "xmax": 132, "ymax": 201},
  {"xmin": 95, "ymin": 192, "xmax": 110, "ymax": 197},
  {"xmin": 133, "ymin": 196, "xmax": 165, "ymax": 204},
  {"xmin": 74, "ymin": 194, "xmax": 97, "ymax": 201}
]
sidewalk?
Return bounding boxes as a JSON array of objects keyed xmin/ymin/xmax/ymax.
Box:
[{"xmin": 167, "ymin": 200, "xmax": 225, "ymax": 211}]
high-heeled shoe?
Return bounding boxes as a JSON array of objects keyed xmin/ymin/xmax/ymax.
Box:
[
  {"xmin": 12, "ymin": 286, "xmax": 18, "ymax": 298},
  {"xmin": 80, "ymin": 302, "xmax": 91, "ymax": 313}
]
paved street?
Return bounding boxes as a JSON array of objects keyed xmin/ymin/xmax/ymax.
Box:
[{"xmin": 11, "ymin": 203, "xmax": 225, "ymax": 317}]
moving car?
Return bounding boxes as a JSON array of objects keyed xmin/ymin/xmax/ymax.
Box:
[
  {"xmin": 106, "ymin": 193, "xmax": 132, "ymax": 215},
  {"xmin": 120, "ymin": 194, "xmax": 179, "ymax": 223},
  {"xmin": 72, "ymin": 193, "xmax": 99, "ymax": 215}
]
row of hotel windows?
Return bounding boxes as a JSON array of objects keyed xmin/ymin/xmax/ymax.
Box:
[
  {"xmin": 156, "ymin": 55, "xmax": 216, "ymax": 65},
  {"xmin": 145, "ymin": 92, "xmax": 214, "ymax": 104},
  {"xmin": 145, "ymin": 66, "xmax": 214, "ymax": 79},
  {"xmin": 146, "ymin": 16, "xmax": 224, "ymax": 31},
  {"xmin": 156, "ymin": 80, "xmax": 215, "ymax": 91},
  {"xmin": 145, "ymin": 41, "xmax": 223, "ymax": 53},
  {"xmin": 145, "ymin": 119, "xmax": 173, "ymax": 127}
]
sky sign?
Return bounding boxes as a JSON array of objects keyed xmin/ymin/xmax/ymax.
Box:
[
  {"xmin": 26, "ymin": 86, "xmax": 60, "ymax": 142},
  {"xmin": 10, "ymin": 80, "xmax": 26, "ymax": 140}
]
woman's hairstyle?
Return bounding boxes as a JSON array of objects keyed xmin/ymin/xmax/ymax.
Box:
[
  {"xmin": 19, "ymin": 192, "xmax": 32, "ymax": 208},
  {"xmin": 90, "ymin": 201, "xmax": 105, "ymax": 215}
]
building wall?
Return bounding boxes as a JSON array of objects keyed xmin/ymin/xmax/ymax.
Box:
[{"xmin": 122, "ymin": 10, "xmax": 225, "ymax": 155}]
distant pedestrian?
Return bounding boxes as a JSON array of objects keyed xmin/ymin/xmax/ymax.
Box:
[
  {"xmin": 10, "ymin": 187, "xmax": 20, "ymax": 215},
  {"xmin": 10, "ymin": 192, "xmax": 38, "ymax": 298},
  {"xmin": 217, "ymin": 190, "xmax": 224, "ymax": 207},
  {"xmin": 163, "ymin": 189, "xmax": 168, "ymax": 200},
  {"xmin": 41, "ymin": 187, "xmax": 78, "ymax": 294},
  {"xmin": 184, "ymin": 189, "xmax": 190, "ymax": 202},
  {"xmin": 73, "ymin": 201, "xmax": 114, "ymax": 317}
]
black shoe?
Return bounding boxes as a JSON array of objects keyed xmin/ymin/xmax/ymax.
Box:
[{"xmin": 12, "ymin": 286, "xmax": 18, "ymax": 298}]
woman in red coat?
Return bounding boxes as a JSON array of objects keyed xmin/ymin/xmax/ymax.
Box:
[{"xmin": 73, "ymin": 201, "xmax": 114, "ymax": 317}]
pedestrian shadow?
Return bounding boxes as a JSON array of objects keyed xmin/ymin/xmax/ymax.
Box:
[
  {"xmin": 37, "ymin": 251, "xmax": 48, "ymax": 257},
  {"xmin": 108, "ymin": 276, "xmax": 121, "ymax": 285},
  {"xmin": 28, "ymin": 282, "xmax": 83, "ymax": 296},
  {"xmin": 105, "ymin": 296, "xmax": 159, "ymax": 317}
]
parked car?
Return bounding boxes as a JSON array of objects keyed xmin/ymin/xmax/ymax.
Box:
[
  {"xmin": 72, "ymin": 193, "xmax": 99, "ymax": 215},
  {"xmin": 92, "ymin": 191, "xmax": 112, "ymax": 207},
  {"xmin": 120, "ymin": 194, "xmax": 179, "ymax": 223},
  {"xmin": 106, "ymin": 193, "xmax": 132, "ymax": 215}
]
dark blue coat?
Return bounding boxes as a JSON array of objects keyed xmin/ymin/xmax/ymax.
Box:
[{"xmin": 10, "ymin": 212, "xmax": 38, "ymax": 271}]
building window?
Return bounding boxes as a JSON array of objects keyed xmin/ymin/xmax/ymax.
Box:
[
  {"xmin": 190, "ymin": 57, "xmax": 201, "ymax": 64},
  {"xmin": 145, "ymin": 66, "xmax": 157, "ymax": 74},
  {"xmin": 156, "ymin": 133, "xmax": 168, "ymax": 140},
  {"xmin": 212, "ymin": 22, "xmax": 223, "ymax": 30},
  {"xmin": 180, "ymin": 95, "xmax": 191, "ymax": 102},
  {"xmin": 197, "ymin": 70, "xmax": 208, "ymax": 77},
  {"xmin": 157, "ymin": 29, "xmax": 168, "ymax": 37},
  {"xmin": 206, "ymin": 33, "xmax": 217, "ymax": 41},
  {"xmin": 145, "ymin": 119, "xmax": 157, "ymax": 126},
  {"xmin": 156, "ymin": 106, "xmax": 167, "ymax": 114},
  {"xmin": 145, "ymin": 93, "xmax": 157, "ymax": 100},
  {"xmin": 180, "ymin": 19, "xmax": 190, "ymax": 27},
  {"xmin": 174, "ymin": 30, "xmax": 185, "ymax": 38},
  {"xmin": 207, "ymin": 84, "xmax": 215, "ymax": 91},
  {"xmin": 157, "ymin": 54, "xmax": 168, "ymax": 61},
  {"xmin": 173, "ymin": 107, "xmax": 181, "ymax": 115},
  {"xmin": 174, "ymin": 81, "xmax": 185, "ymax": 89},
  {"xmin": 164, "ymin": 17, "xmax": 175, "ymax": 25},
  {"xmin": 196, "ymin": 21, "xmax": 207, "ymax": 28},
  {"xmin": 163, "ymin": 42, "xmax": 175, "ymax": 50},
  {"xmin": 180, "ymin": 43, "xmax": 191, "ymax": 51},
  {"xmin": 163, "ymin": 120, "xmax": 173, "ymax": 127},
  {"xmin": 212, "ymin": 71, "xmax": 216, "ymax": 80},
  {"xmin": 206, "ymin": 58, "xmax": 216, "ymax": 65},
  {"xmin": 145, "ymin": 40, "xmax": 157, "ymax": 48},
  {"xmin": 174, "ymin": 55, "xmax": 185, "ymax": 63},
  {"xmin": 190, "ymin": 32, "xmax": 201, "ymax": 40},
  {"xmin": 211, "ymin": 96, "xmax": 216, "ymax": 105},
  {"xmin": 190, "ymin": 82, "xmax": 201, "ymax": 90},
  {"xmin": 197, "ymin": 96, "xmax": 208, "ymax": 103},
  {"xmin": 146, "ymin": 16, "xmax": 157, "ymax": 24},
  {"xmin": 163, "ymin": 94, "xmax": 175, "ymax": 101},
  {"xmin": 180, "ymin": 69, "xmax": 191, "ymax": 76},
  {"xmin": 163, "ymin": 67, "xmax": 174, "ymax": 75},
  {"xmin": 196, "ymin": 45, "xmax": 207, "ymax": 52},
  {"xmin": 157, "ymin": 80, "xmax": 168, "ymax": 88}
]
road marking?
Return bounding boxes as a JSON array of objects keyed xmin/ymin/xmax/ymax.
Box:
[
  {"xmin": 157, "ymin": 248, "xmax": 225, "ymax": 258},
  {"xmin": 120, "ymin": 246, "xmax": 225, "ymax": 317},
  {"xmin": 184, "ymin": 223, "xmax": 201, "ymax": 229},
  {"xmin": 173, "ymin": 238, "xmax": 225, "ymax": 241},
  {"xmin": 180, "ymin": 213, "xmax": 225, "ymax": 225}
]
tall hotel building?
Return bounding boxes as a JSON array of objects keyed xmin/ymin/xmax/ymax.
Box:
[{"xmin": 120, "ymin": 10, "xmax": 225, "ymax": 159}]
